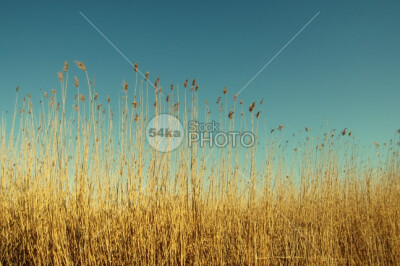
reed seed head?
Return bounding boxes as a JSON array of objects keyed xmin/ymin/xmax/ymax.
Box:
[
  {"xmin": 123, "ymin": 80, "xmax": 128, "ymax": 91},
  {"xmin": 74, "ymin": 76, "xmax": 79, "ymax": 87},
  {"xmin": 74, "ymin": 60, "xmax": 87, "ymax": 71},
  {"xmin": 57, "ymin": 72, "xmax": 63, "ymax": 83},
  {"xmin": 249, "ymin": 102, "xmax": 256, "ymax": 112},
  {"xmin": 63, "ymin": 61, "xmax": 68, "ymax": 72}
]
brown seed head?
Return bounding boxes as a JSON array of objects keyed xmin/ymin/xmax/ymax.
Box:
[
  {"xmin": 233, "ymin": 93, "xmax": 237, "ymax": 102},
  {"xmin": 374, "ymin": 142, "xmax": 380, "ymax": 147},
  {"xmin": 228, "ymin": 111, "xmax": 234, "ymax": 119},
  {"xmin": 74, "ymin": 76, "xmax": 79, "ymax": 87},
  {"xmin": 63, "ymin": 61, "xmax": 68, "ymax": 72},
  {"xmin": 216, "ymin": 97, "xmax": 221, "ymax": 104},
  {"xmin": 256, "ymin": 111, "xmax": 260, "ymax": 118},
  {"xmin": 145, "ymin": 72, "xmax": 149, "ymax": 80},
  {"xmin": 341, "ymin": 128, "xmax": 347, "ymax": 136},
  {"xmin": 278, "ymin": 125, "xmax": 284, "ymax": 131},
  {"xmin": 166, "ymin": 94, "xmax": 169, "ymax": 102},
  {"xmin": 94, "ymin": 93, "xmax": 98, "ymax": 101},
  {"xmin": 184, "ymin": 78, "xmax": 188, "ymax": 88},
  {"xmin": 173, "ymin": 102, "xmax": 180, "ymax": 112},
  {"xmin": 171, "ymin": 84, "xmax": 174, "ymax": 90},
  {"xmin": 223, "ymin": 86, "xmax": 227, "ymax": 95},
  {"xmin": 107, "ymin": 96, "xmax": 110, "ymax": 103},
  {"xmin": 74, "ymin": 60, "xmax": 86, "ymax": 71},
  {"xmin": 249, "ymin": 102, "xmax": 256, "ymax": 112},
  {"xmin": 80, "ymin": 94, "xmax": 85, "ymax": 102},
  {"xmin": 52, "ymin": 89, "xmax": 56, "ymax": 95},
  {"xmin": 57, "ymin": 72, "xmax": 63, "ymax": 83},
  {"xmin": 195, "ymin": 84, "xmax": 199, "ymax": 91},
  {"xmin": 239, "ymin": 100, "xmax": 243, "ymax": 105},
  {"xmin": 16, "ymin": 86, "xmax": 19, "ymax": 92},
  {"xmin": 134, "ymin": 62, "xmax": 138, "ymax": 72},
  {"xmin": 192, "ymin": 78, "xmax": 196, "ymax": 86},
  {"xmin": 123, "ymin": 80, "xmax": 128, "ymax": 91}
]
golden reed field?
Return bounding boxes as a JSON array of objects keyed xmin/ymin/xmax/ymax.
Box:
[{"xmin": 0, "ymin": 61, "xmax": 399, "ymax": 265}]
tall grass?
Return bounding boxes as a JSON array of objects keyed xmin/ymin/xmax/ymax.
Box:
[{"xmin": 0, "ymin": 61, "xmax": 399, "ymax": 265}]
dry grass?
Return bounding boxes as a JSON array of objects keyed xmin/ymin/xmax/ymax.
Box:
[{"xmin": 0, "ymin": 62, "xmax": 399, "ymax": 265}]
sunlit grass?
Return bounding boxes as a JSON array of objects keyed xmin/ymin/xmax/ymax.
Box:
[{"xmin": 0, "ymin": 61, "xmax": 399, "ymax": 264}]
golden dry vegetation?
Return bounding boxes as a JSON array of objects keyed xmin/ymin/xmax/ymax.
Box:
[{"xmin": 0, "ymin": 61, "xmax": 399, "ymax": 265}]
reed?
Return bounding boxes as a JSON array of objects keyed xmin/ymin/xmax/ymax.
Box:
[{"xmin": 0, "ymin": 61, "xmax": 399, "ymax": 265}]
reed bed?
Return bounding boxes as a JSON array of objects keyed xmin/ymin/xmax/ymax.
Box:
[{"xmin": 0, "ymin": 61, "xmax": 399, "ymax": 265}]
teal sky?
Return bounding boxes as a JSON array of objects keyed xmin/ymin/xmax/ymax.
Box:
[{"xmin": 1, "ymin": 0, "xmax": 399, "ymax": 147}]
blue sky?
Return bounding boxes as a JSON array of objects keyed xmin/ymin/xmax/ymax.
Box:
[{"xmin": 1, "ymin": 0, "xmax": 399, "ymax": 147}]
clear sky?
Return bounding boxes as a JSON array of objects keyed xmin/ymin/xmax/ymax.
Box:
[{"xmin": 1, "ymin": 0, "xmax": 399, "ymax": 147}]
